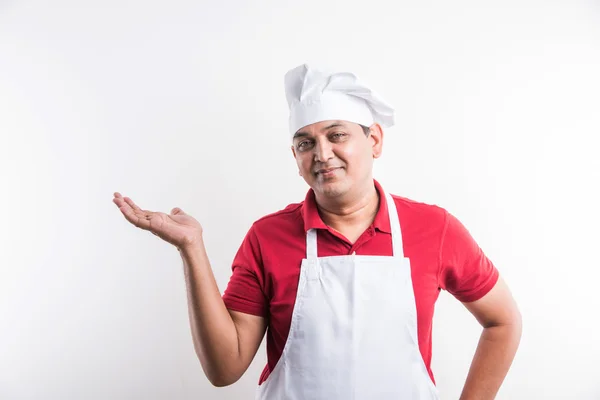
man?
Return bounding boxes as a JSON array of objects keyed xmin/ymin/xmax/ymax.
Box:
[{"xmin": 113, "ymin": 64, "xmax": 522, "ymax": 399}]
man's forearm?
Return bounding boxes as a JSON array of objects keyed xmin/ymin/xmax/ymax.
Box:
[
  {"xmin": 459, "ymin": 321, "xmax": 522, "ymax": 400},
  {"xmin": 179, "ymin": 241, "xmax": 241, "ymax": 386}
]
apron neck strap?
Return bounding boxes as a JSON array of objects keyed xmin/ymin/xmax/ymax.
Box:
[
  {"xmin": 306, "ymin": 229, "xmax": 318, "ymax": 259},
  {"xmin": 305, "ymin": 189, "xmax": 404, "ymax": 259},
  {"xmin": 385, "ymin": 192, "xmax": 404, "ymax": 258}
]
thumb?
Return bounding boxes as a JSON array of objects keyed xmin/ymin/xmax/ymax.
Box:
[{"xmin": 171, "ymin": 207, "xmax": 185, "ymax": 215}]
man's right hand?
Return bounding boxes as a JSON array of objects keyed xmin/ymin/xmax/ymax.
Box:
[
  {"xmin": 112, "ymin": 191, "xmax": 266, "ymax": 386},
  {"xmin": 112, "ymin": 192, "xmax": 203, "ymax": 251}
]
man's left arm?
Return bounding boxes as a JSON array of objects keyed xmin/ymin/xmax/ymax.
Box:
[{"xmin": 459, "ymin": 276, "xmax": 522, "ymax": 400}]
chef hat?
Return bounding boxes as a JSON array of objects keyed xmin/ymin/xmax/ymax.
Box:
[{"xmin": 284, "ymin": 63, "xmax": 395, "ymax": 137}]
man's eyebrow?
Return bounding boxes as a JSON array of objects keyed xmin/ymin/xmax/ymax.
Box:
[
  {"xmin": 293, "ymin": 122, "xmax": 347, "ymax": 139},
  {"xmin": 293, "ymin": 131, "xmax": 310, "ymax": 140}
]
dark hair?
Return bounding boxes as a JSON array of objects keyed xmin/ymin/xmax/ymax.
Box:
[{"xmin": 360, "ymin": 124, "xmax": 371, "ymax": 136}]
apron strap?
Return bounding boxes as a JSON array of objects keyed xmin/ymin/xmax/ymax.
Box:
[
  {"xmin": 385, "ymin": 192, "xmax": 405, "ymax": 258},
  {"xmin": 306, "ymin": 228, "xmax": 318, "ymax": 259}
]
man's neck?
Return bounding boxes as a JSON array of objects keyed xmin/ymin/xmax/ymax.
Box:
[{"xmin": 315, "ymin": 182, "xmax": 380, "ymax": 232}]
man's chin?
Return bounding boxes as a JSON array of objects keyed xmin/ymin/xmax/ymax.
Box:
[{"xmin": 314, "ymin": 180, "xmax": 349, "ymax": 198}]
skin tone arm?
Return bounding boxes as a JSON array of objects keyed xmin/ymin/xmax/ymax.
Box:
[
  {"xmin": 112, "ymin": 193, "xmax": 266, "ymax": 387},
  {"xmin": 459, "ymin": 277, "xmax": 522, "ymax": 399},
  {"xmin": 179, "ymin": 241, "xmax": 267, "ymax": 386}
]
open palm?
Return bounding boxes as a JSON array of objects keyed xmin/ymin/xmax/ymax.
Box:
[{"xmin": 113, "ymin": 192, "xmax": 203, "ymax": 250}]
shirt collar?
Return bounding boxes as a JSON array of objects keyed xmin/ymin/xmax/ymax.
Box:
[{"xmin": 301, "ymin": 179, "xmax": 392, "ymax": 234}]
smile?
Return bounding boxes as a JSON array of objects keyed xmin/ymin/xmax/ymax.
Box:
[{"xmin": 315, "ymin": 167, "xmax": 342, "ymax": 177}]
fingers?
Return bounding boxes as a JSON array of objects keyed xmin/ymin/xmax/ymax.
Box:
[
  {"xmin": 121, "ymin": 206, "xmax": 153, "ymax": 230},
  {"xmin": 119, "ymin": 195, "xmax": 142, "ymax": 211},
  {"xmin": 113, "ymin": 193, "xmax": 153, "ymax": 230},
  {"xmin": 113, "ymin": 193, "xmax": 176, "ymax": 235},
  {"xmin": 113, "ymin": 193, "xmax": 143, "ymax": 214},
  {"xmin": 125, "ymin": 198, "xmax": 142, "ymax": 212},
  {"xmin": 171, "ymin": 207, "xmax": 185, "ymax": 215},
  {"xmin": 113, "ymin": 193, "xmax": 142, "ymax": 210}
]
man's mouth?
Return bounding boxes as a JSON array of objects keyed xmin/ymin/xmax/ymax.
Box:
[{"xmin": 315, "ymin": 167, "xmax": 342, "ymax": 176}]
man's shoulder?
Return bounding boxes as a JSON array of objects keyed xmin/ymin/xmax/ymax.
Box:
[
  {"xmin": 389, "ymin": 193, "xmax": 448, "ymax": 223},
  {"xmin": 250, "ymin": 201, "xmax": 305, "ymax": 231}
]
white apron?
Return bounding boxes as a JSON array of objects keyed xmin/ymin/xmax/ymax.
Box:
[{"xmin": 256, "ymin": 191, "xmax": 440, "ymax": 400}]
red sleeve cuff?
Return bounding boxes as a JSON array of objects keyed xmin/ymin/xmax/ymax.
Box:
[
  {"xmin": 454, "ymin": 267, "xmax": 500, "ymax": 303},
  {"xmin": 223, "ymin": 296, "xmax": 267, "ymax": 317}
]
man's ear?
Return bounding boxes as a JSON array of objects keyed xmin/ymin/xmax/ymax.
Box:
[{"xmin": 369, "ymin": 123, "xmax": 384, "ymax": 159}]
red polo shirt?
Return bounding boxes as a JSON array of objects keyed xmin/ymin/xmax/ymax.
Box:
[{"xmin": 222, "ymin": 180, "xmax": 499, "ymax": 384}]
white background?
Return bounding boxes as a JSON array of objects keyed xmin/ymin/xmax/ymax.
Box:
[{"xmin": 1, "ymin": 0, "xmax": 599, "ymax": 399}]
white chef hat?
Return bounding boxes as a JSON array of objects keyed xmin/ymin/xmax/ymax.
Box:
[{"xmin": 284, "ymin": 63, "xmax": 395, "ymax": 137}]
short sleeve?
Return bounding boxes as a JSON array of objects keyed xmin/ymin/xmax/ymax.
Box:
[
  {"xmin": 438, "ymin": 211, "xmax": 499, "ymax": 303},
  {"xmin": 222, "ymin": 225, "xmax": 268, "ymax": 317}
]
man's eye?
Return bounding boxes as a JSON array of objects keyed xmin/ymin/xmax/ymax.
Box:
[
  {"xmin": 331, "ymin": 132, "xmax": 346, "ymax": 139},
  {"xmin": 298, "ymin": 141, "xmax": 311, "ymax": 150}
]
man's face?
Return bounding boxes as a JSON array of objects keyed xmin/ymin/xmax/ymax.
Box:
[{"xmin": 291, "ymin": 120, "xmax": 383, "ymax": 199}]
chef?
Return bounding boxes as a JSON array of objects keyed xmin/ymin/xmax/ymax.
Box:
[{"xmin": 113, "ymin": 63, "xmax": 522, "ymax": 399}]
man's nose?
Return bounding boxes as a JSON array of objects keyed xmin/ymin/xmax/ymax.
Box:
[{"xmin": 314, "ymin": 139, "xmax": 334, "ymax": 162}]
